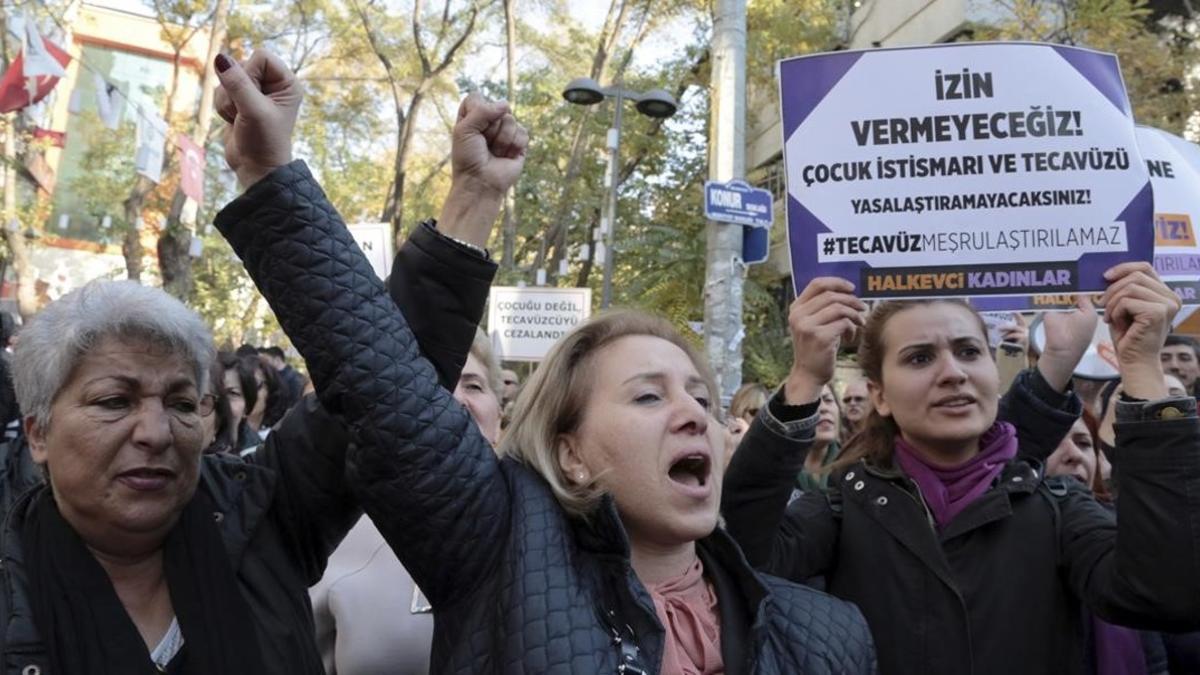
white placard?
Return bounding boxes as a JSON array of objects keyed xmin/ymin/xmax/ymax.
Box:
[
  {"xmin": 346, "ymin": 223, "xmax": 394, "ymax": 281},
  {"xmin": 487, "ymin": 286, "xmax": 592, "ymax": 361},
  {"xmin": 781, "ymin": 42, "xmax": 1151, "ymax": 299}
]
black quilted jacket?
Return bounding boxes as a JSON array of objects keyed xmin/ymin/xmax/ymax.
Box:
[
  {"xmin": 218, "ymin": 161, "xmax": 878, "ymax": 675},
  {"xmin": 723, "ymin": 371, "xmax": 1200, "ymax": 675}
]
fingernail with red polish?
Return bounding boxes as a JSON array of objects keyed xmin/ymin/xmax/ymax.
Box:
[{"xmin": 215, "ymin": 54, "xmax": 233, "ymax": 73}]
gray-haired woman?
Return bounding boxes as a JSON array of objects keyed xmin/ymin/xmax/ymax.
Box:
[{"xmin": 0, "ymin": 279, "xmax": 354, "ymax": 675}]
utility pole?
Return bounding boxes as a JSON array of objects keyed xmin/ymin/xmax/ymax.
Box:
[
  {"xmin": 704, "ymin": 0, "xmax": 746, "ymax": 405},
  {"xmin": 599, "ymin": 85, "xmax": 623, "ymax": 307},
  {"xmin": 501, "ymin": 0, "xmax": 517, "ymax": 271}
]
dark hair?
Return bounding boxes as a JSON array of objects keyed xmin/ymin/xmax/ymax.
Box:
[
  {"xmin": 833, "ymin": 299, "xmax": 990, "ymax": 470},
  {"xmin": 206, "ymin": 354, "xmax": 237, "ymax": 453},
  {"xmin": 1164, "ymin": 334, "xmax": 1200, "ymax": 359},
  {"xmin": 235, "ymin": 344, "xmax": 259, "ymax": 358},
  {"xmin": 222, "ymin": 351, "xmax": 260, "ymax": 419},
  {"xmin": 260, "ymin": 346, "xmax": 286, "ymax": 361},
  {"xmin": 257, "ymin": 355, "xmax": 287, "ymax": 428},
  {"xmin": 1078, "ymin": 409, "xmax": 1113, "ymax": 503},
  {"xmin": 0, "ymin": 312, "xmax": 18, "ymax": 346},
  {"xmin": 1097, "ymin": 378, "xmax": 1121, "ymax": 421}
]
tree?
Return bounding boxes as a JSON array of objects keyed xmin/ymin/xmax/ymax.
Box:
[
  {"xmin": 971, "ymin": 0, "xmax": 1197, "ymax": 136},
  {"xmin": 157, "ymin": 0, "xmax": 230, "ymax": 300},
  {"xmin": 350, "ymin": 0, "xmax": 494, "ymax": 243},
  {"xmin": 119, "ymin": 0, "xmax": 214, "ymax": 283}
]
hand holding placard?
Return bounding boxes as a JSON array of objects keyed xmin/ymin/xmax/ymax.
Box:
[
  {"xmin": 1036, "ymin": 295, "xmax": 1098, "ymax": 392},
  {"xmin": 783, "ymin": 278, "xmax": 867, "ymax": 405},
  {"xmin": 1101, "ymin": 262, "xmax": 1181, "ymax": 400}
]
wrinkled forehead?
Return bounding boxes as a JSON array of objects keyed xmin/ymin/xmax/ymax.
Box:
[{"xmin": 69, "ymin": 335, "xmax": 197, "ymax": 391}]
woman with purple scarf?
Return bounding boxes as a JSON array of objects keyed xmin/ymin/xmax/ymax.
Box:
[{"xmin": 721, "ymin": 269, "xmax": 1200, "ymax": 675}]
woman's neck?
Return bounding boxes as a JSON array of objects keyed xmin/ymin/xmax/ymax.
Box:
[{"xmin": 629, "ymin": 538, "xmax": 698, "ymax": 586}]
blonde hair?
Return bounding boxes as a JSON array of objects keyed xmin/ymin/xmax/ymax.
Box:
[
  {"xmin": 498, "ymin": 310, "xmax": 717, "ymax": 517},
  {"xmin": 468, "ymin": 328, "xmax": 503, "ymax": 398},
  {"xmin": 729, "ymin": 382, "xmax": 769, "ymax": 422}
]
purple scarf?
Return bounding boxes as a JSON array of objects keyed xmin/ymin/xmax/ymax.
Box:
[
  {"xmin": 893, "ymin": 422, "xmax": 1018, "ymax": 530},
  {"xmin": 1092, "ymin": 616, "xmax": 1148, "ymax": 675}
]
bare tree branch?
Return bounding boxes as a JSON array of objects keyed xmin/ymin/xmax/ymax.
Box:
[{"xmin": 413, "ymin": 0, "xmax": 433, "ymax": 75}]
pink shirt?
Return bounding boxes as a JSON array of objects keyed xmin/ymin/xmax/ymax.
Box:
[{"xmin": 647, "ymin": 559, "xmax": 724, "ymax": 675}]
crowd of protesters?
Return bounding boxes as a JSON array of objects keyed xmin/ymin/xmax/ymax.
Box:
[{"xmin": 0, "ymin": 47, "xmax": 1194, "ymax": 675}]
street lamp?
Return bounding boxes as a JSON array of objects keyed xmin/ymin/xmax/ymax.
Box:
[{"xmin": 562, "ymin": 77, "xmax": 677, "ymax": 307}]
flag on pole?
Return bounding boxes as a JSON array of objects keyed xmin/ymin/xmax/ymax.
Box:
[
  {"xmin": 0, "ymin": 28, "xmax": 70, "ymax": 113},
  {"xmin": 134, "ymin": 113, "xmax": 168, "ymax": 183},
  {"xmin": 178, "ymin": 133, "xmax": 205, "ymax": 204},
  {"xmin": 22, "ymin": 19, "xmax": 67, "ymax": 79}
]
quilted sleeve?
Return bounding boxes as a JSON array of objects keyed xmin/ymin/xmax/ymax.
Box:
[
  {"xmin": 388, "ymin": 221, "xmax": 496, "ymax": 390},
  {"xmin": 215, "ymin": 161, "xmax": 510, "ymax": 605}
]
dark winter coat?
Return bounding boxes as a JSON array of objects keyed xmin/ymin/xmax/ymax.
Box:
[
  {"xmin": 722, "ymin": 369, "xmax": 1200, "ymax": 675},
  {"xmin": 219, "ymin": 161, "xmax": 879, "ymax": 675},
  {"xmin": 0, "ymin": 200, "xmax": 489, "ymax": 675}
]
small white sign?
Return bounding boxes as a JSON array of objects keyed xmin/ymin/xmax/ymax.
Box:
[
  {"xmin": 487, "ymin": 286, "xmax": 592, "ymax": 361},
  {"xmin": 347, "ymin": 223, "xmax": 394, "ymax": 281}
]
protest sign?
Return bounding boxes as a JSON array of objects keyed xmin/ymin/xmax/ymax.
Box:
[
  {"xmin": 1138, "ymin": 126, "xmax": 1200, "ymax": 307},
  {"xmin": 487, "ymin": 287, "xmax": 592, "ymax": 361},
  {"xmin": 346, "ymin": 223, "xmax": 393, "ymax": 281},
  {"xmin": 973, "ymin": 125, "xmax": 1200, "ymax": 313},
  {"xmin": 1031, "ymin": 314, "xmax": 1119, "ymax": 380},
  {"xmin": 780, "ymin": 42, "xmax": 1152, "ymax": 300},
  {"xmin": 980, "ymin": 311, "xmax": 1016, "ymax": 349}
]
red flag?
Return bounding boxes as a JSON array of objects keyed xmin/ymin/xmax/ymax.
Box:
[
  {"xmin": 178, "ymin": 133, "xmax": 205, "ymax": 204},
  {"xmin": 0, "ymin": 39, "xmax": 70, "ymax": 113},
  {"xmin": 32, "ymin": 127, "xmax": 65, "ymax": 147}
]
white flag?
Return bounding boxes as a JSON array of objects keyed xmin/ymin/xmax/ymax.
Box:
[
  {"xmin": 93, "ymin": 73, "xmax": 122, "ymax": 129},
  {"xmin": 134, "ymin": 112, "xmax": 168, "ymax": 183},
  {"xmin": 22, "ymin": 19, "xmax": 67, "ymax": 79}
]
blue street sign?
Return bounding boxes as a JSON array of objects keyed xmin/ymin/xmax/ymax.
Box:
[
  {"xmin": 743, "ymin": 223, "xmax": 770, "ymax": 265},
  {"xmin": 704, "ymin": 179, "xmax": 774, "ymax": 229}
]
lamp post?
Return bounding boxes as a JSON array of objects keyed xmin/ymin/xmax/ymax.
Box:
[{"xmin": 562, "ymin": 77, "xmax": 677, "ymax": 307}]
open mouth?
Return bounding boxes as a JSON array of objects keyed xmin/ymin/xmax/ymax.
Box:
[
  {"xmin": 668, "ymin": 453, "xmax": 711, "ymax": 488},
  {"xmin": 933, "ymin": 394, "xmax": 977, "ymax": 409}
]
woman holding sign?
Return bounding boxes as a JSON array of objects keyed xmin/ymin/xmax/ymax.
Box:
[{"xmin": 721, "ymin": 272, "xmax": 1200, "ymax": 675}]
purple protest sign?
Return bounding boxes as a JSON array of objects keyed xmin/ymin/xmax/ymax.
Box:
[{"xmin": 779, "ymin": 42, "xmax": 1152, "ymax": 300}]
